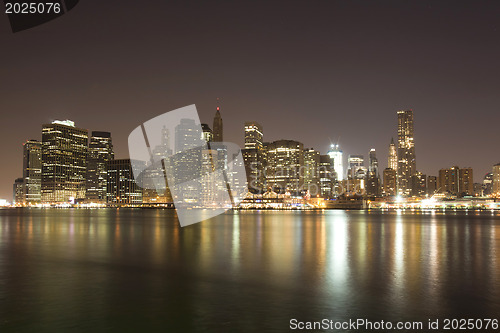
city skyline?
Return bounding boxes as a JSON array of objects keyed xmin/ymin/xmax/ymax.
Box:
[{"xmin": 1, "ymin": 1, "xmax": 500, "ymax": 199}]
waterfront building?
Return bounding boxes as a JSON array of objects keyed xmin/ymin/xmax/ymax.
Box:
[
  {"xmin": 410, "ymin": 172, "xmax": 427, "ymax": 197},
  {"xmin": 483, "ymin": 172, "xmax": 493, "ymax": 196},
  {"xmin": 493, "ymin": 164, "xmax": 500, "ymax": 196},
  {"xmin": 327, "ymin": 144, "xmax": 344, "ymax": 181},
  {"xmin": 383, "ymin": 168, "xmax": 397, "ymax": 196},
  {"xmin": 303, "ymin": 148, "xmax": 320, "ymax": 196},
  {"xmin": 13, "ymin": 178, "xmax": 24, "ymax": 204},
  {"xmin": 23, "ymin": 139, "xmax": 42, "ymax": 203},
  {"xmin": 318, "ymin": 154, "xmax": 335, "ymax": 198},
  {"xmin": 41, "ymin": 120, "xmax": 88, "ymax": 203},
  {"xmin": 242, "ymin": 121, "xmax": 265, "ymax": 192},
  {"xmin": 85, "ymin": 131, "xmax": 114, "ymax": 203},
  {"xmin": 265, "ymin": 140, "xmax": 304, "ymax": 194},
  {"xmin": 438, "ymin": 166, "xmax": 474, "ymax": 197},
  {"xmin": 366, "ymin": 149, "xmax": 380, "ymax": 196},
  {"xmin": 427, "ymin": 175, "xmax": 437, "ymax": 196},
  {"xmin": 397, "ymin": 110, "xmax": 416, "ymax": 196},
  {"xmin": 213, "ymin": 106, "xmax": 223, "ymax": 142},
  {"xmin": 106, "ymin": 159, "xmax": 142, "ymax": 204}
]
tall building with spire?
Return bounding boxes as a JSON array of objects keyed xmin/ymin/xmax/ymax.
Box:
[
  {"xmin": 388, "ymin": 138, "xmax": 397, "ymax": 171},
  {"xmin": 213, "ymin": 106, "xmax": 223, "ymax": 142},
  {"xmin": 397, "ymin": 110, "xmax": 416, "ymax": 196}
]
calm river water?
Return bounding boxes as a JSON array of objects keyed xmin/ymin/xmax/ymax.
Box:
[{"xmin": 0, "ymin": 209, "xmax": 499, "ymax": 332}]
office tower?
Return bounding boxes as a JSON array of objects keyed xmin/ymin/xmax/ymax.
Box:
[
  {"xmin": 318, "ymin": 154, "xmax": 335, "ymax": 198},
  {"xmin": 438, "ymin": 166, "xmax": 474, "ymax": 197},
  {"xmin": 13, "ymin": 178, "xmax": 24, "ymax": 204},
  {"xmin": 303, "ymin": 148, "xmax": 320, "ymax": 196},
  {"xmin": 388, "ymin": 138, "xmax": 397, "ymax": 171},
  {"xmin": 492, "ymin": 164, "xmax": 500, "ymax": 196},
  {"xmin": 347, "ymin": 155, "xmax": 365, "ymax": 180},
  {"xmin": 459, "ymin": 168, "xmax": 474, "ymax": 196},
  {"xmin": 366, "ymin": 149, "xmax": 380, "ymax": 196},
  {"xmin": 427, "ymin": 176, "xmax": 437, "ymax": 196},
  {"xmin": 483, "ymin": 172, "xmax": 493, "ymax": 196},
  {"xmin": 410, "ymin": 172, "xmax": 427, "ymax": 197},
  {"xmin": 265, "ymin": 140, "xmax": 304, "ymax": 194},
  {"xmin": 143, "ymin": 126, "xmax": 173, "ymax": 203},
  {"xmin": 383, "ymin": 168, "xmax": 397, "ymax": 196},
  {"xmin": 173, "ymin": 118, "xmax": 203, "ymax": 202},
  {"xmin": 23, "ymin": 139, "xmax": 42, "ymax": 203},
  {"xmin": 201, "ymin": 124, "xmax": 213, "ymax": 143},
  {"xmin": 368, "ymin": 149, "xmax": 379, "ymax": 176},
  {"xmin": 397, "ymin": 110, "xmax": 416, "ymax": 196},
  {"xmin": 242, "ymin": 122, "xmax": 265, "ymax": 192},
  {"xmin": 213, "ymin": 106, "xmax": 223, "ymax": 142},
  {"xmin": 41, "ymin": 120, "xmax": 88, "ymax": 203},
  {"xmin": 85, "ymin": 131, "xmax": 114, "ymax": 203},
  {"xmin": 327, "ymin": 144, "xmax": 343, "ymax": 181},
  {"xmin": 106, "ymin": 159, "xmax": 142, "ymax": 204}
]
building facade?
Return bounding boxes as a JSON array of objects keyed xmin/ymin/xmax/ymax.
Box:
[
  {"xmin": 106, "ymin": 159, "xmax": 142, "ymax": 204},
  {"xmin": 242, "ymin": 121, "xmax": 265, "ymax": 193},
  {"xmin": 41, "ymin": 120, "xmax": 88, "ymax": 203},
  {"xmin": 303, "ymin": 148, "xmax": 320, "ymax": 196},
  {"xmin": 85, "ymin": 131, "xmax": 114, "ymax": 203},
  {"xmin": 397, "ymin": 110, "xmax": 416, "ymax": 196},
  {"xmin": 23, "ymin": 139, "xmax": 42, "ymax": 203},
  {"xmin": 213, "ymin": 106, "xmax": 223, "ymax": 142},
  {"xmin": 438, "ymin": 166, "xmax": 474, "ymax": 197},
  {"xmin": 265, "ymin": 140, "xmax": 304, "ymax": 194},
  {"xmin": 383, "ymin": 168, "xmax": 397, "ymax": 196},
  {"xmin": 492, "ymin": 164, "xmax": 500, "ymax": 196},
  {"xmin": 327, "ymin": 144, "xmax": 343, "ymax": 181}
]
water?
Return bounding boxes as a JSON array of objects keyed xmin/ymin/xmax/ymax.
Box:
[{"xmin": 0, "ymin": 209, "xmax": 499, "ymax": 332}]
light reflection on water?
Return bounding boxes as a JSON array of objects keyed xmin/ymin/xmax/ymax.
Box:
[{"xmin": 0, "ymin": 208, "xmax": 499, "ymax": 332}]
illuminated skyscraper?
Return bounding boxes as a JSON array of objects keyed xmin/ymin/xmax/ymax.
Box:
[
  {"xmin": 397, "ymin": 110, "xmax": 416, "ymax": 196},
  {"xmin": 493, "ymin": 164, "xmax": 500, "ymax": 196},
  {"xmin": 13, "ymin": 178, "xmax": 24, "ymax": 204},
  {"xmin": 265, "ymin": 140, "xmax": 303, "ymax": 193},
  {"xmin": 213, "ymin": 106, "xmax": 223, "ymax": 142},
  {"xmin": 23, "ymin": 139, "xmax": 42, "ymax": 203},
  {"xmin": 106, "ymin": 159, "xmax": 142, "ymax": 204},
  {"xmin": 438, "ymin": 166, "xmax": 473, "ymax": 197},
  {"xmin": 366, "ymin": 149, "xmax": 380, "ymax": 196},
  {"xmin": 383, "ymin": 168, "xmax": 397, "ymax": 196},
  {"xmin": 41, "ymin": 120, "xmax": 88, "ymax": 203},
  {"xmin": 388, "ymin": 138, "xmax": 397, "ymax": 171},
  {"xmin": 303, "ymin": 148, "xmax": 320, "ymax": 195},
  {"xmin": 347, "ymin": 155, "xmax": 365, "ymax": 180},
  {"xmin": 318, "ymin": 154, "xmax": 335, "ymax": 198},
  {"xmin": 327, "ymin": 144, "xmax": 343, "ymax": 181},
  {"xmin": 86, "ymin": 131, "xmax": 114, "ymax": 203},
  {"xmin": 242, "ymin": 121, "xmax": 265, "ymax": 192}
]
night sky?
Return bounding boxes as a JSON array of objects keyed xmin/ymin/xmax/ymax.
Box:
[{"xmin": 1, "ymin": 1, "xmax": 500, "ymax": 199}]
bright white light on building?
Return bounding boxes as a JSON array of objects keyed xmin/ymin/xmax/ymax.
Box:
[{"xmin": 52, "ymin": 120, "xmax": 75, "ymax": 127}]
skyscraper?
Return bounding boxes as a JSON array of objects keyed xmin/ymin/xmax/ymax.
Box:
[
  {"xmin": 106, "ymin": 159, "xmax": 142, "ymax": 204},
  {"xmin": 327, "ymin": 144, "xmax": 343, "ymax": 181},
  {"xmin": 318, "ymin": 154, "xmax": 335, "ymax": 198},
  {"xmin": 493, "ymin": 163, "xmax": 500, "ymax": 196},
  {"xmin": 383, "ymin": 168, "xmax": 397, "ymax": 196},
  {"xmin": 303, "ymin": 148, "xmax": 320, "ymax": 196},
  {"xmin": 23, "ymin": 139, "xmax": 42, "ymax": 203},
  {"xmin": 388, "ymin": 138, "xmax": 397, "ymax": 171},
  {"xmin": 86, "ymin": 131, "xmax": 114, "ymax": 203},
  {"xmin": 242, "ymin": 121, "xmax": 265, "ymax": 192},
  {"xmin": 397, "ymin": 110, "xmax": 416, "ymax": 196},
  {"xmin": 41, "ymin": 120, "xmax": 88, "ymax": 203},
  {"xmin": 366, "ymin": 149, "xmax": 380, "ymax": 196},
  {"xmin": 265, "ymin": 140, "xmax": 304, "ymax": 193},
  {"xmin": 438, "ymin": 166, "xmax": 474, "ymax": 197},
  {"xmin": 213, "ymin": 106, "xmax": 223, "ymax": 142},
  {"xmin": 13, "ymin": 178, "xmax": 24, "ymax": 204}
]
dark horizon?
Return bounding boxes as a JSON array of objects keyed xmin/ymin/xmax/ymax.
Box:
[{"xmin": 1, "ymin": 1, "xmax": 500, "ymax": 199}]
